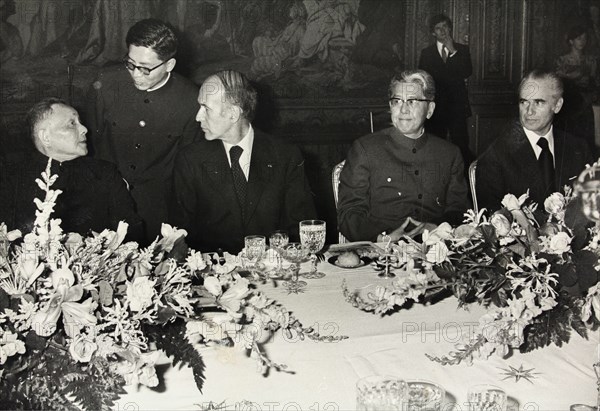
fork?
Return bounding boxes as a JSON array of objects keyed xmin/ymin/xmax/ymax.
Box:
[{"xmin": 315, "ymin": 253, "xmax": 326, "ymax": 263}]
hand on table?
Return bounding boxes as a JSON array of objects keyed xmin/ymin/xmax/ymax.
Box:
[{"xmin": 377, "ymin": 217, "xmax": 437, "ymax": 243}]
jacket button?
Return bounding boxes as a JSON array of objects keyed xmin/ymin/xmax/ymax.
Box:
[
  {"xmin": 414, "ymin": 170, "xmax": 419, "ymax": 175},
  {"xmin": 135, "ymin": 143, "xmax": 141, "ymax": 149},
  {"xmin": 129, "ymin": 164, "xmax": 136, "ymax": 170},
  {"xmin": 418, "ymin": 194, "xmax": 423, "ymax": 199},
  {"xmin": 139, "ymin": 120, "xmax": 146, "ymax": 127},
  {"xmin": 144, "ymin": 98, "xmax": 150, "ymax": 103},
  {"xmin": 412, "ymin": 148, "xmax": 417, "ymax": 153}
]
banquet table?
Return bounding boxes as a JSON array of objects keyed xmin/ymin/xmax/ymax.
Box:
[{"xmin": 122, "ymin": 248, "xmax": 599, "ymax": 411}]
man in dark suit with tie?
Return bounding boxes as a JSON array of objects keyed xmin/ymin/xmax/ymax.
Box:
[
  {"xmin": 418, "ymin": 14, "xmax": 473, "ymax": 165},
  {"xmin": 476, "ymin": 69, "xmax": 593, "ymax": 211},
  {"xmin": 169, "ymin": 70, "xmax": 317, "ymax": 252}
]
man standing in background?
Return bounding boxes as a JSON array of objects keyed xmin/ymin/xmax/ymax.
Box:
[
  {"xmin": 419, "ymin": 14, "xmax": 473, "ymax": 166},
  {"xmin": 86, "ymin": 18, "xmax": 200, "ymax": 243}
]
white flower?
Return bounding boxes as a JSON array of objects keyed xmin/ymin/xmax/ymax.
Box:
[
  {"xmin": 425, "ymin": 241, "xmax": 449, "ymax": 264},
  {"xmin": 126, "ymin": 277, "xmax": 156, "ymax": 312},
  {"xmin": 544, "ymin": 192, "xmax": 566, "ymax": 216},
  {"xmin": 157, "ymin": 224, "xmax": 188, "ymax": 252},
  {"xmin": 501, "ymin": 194, "xmax": 521, "ymax": 211},
  {"xmin": 0, "ymin": 330, "xmax": 26, "ymax": 364},
  {"xmin": 203, "ymin": 276, "xmax": 222, "ymax": 297},
  {"xmin": 219, "ymin": 278, "xmax": 249, "ymax": 315},
  {"xmin": 547, "ymin": 232, "xmax": 572, "ymax": 254},
  {"xmin": 69, "ymin": 334, "xmax": 98, "ymax": 363},
  {"xmin": 186, "ymin": 250, "xmax": 207, "ymax": 272},
  {"xmin": 423, "ymin": 222, "xmax": 453, "ymax": 245},
  {"xmin": 490, "ymin": 213, "xmax": 511, "ymax": 237}
]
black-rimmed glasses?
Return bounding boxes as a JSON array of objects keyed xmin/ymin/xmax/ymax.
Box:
[
  {"xmin": 389, "ymin": 97, "xmax": 432, "ymax": 108},
  {"xmin": 123, "ymin": 57, "xmax": 169, "ymax": 76}
]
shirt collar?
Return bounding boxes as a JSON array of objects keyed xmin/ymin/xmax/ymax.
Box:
[
  {"xmin": 147, "ymin": 72, "xmax": 171, "ymax": 92},
  {"xmin": 523, "ymin": 125, "xmax": 555, "ymax": 155},
  {"xmin": 223, "ymin": 124, "xmax": 254, "ymax": 166}
]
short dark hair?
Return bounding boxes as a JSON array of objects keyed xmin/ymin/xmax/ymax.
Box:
[
  {"xmin": 429, "ymin": 14, "xmax": 453, "ymax": 32},
  {"xmin": 389, "ymin": 70, "xmax": 436, "ymax": 101},
  {"xmin": 519, "ymin": 69, "xmax": 564, "ymax": 99},
  {"xmin": 126, "ymin": 18, "xmax": 177, "ymax": 61},
  {"xmin": 565, "ymin": 25, "xmax": 587, "ymax": 42},
  {"xmin": 27, "ymin": 97, "xmax": 69, "ymax": 142},
  {"xmin": 213, "ymin": 70, "xmax": 258, "ymax": 121}
]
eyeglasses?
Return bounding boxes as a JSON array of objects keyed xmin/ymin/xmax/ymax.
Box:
[
  {"xmin": 123, "ymin": 57, "xmax": 169, "ymax": 76},
  {"xmin": 389, "ymin": 98, "xmax": 432, "ymax": 108}
]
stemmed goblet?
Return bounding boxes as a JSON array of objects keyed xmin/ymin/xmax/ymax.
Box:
[
  {"xmin": 244, "ymin": 235, "xmax": 266, "ymax": 277},
  {"xmin": 299, "ymin": 220, "xmax": 326, "ymax": 279},
  {"xmin": 268, "ymin": 230, "xmax": 289, "ymax": 278},
  {"xmin": 280, "ymin": 242, "xmax": 309, "ymax": 294}
]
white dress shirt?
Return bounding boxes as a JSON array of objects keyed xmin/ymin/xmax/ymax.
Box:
[
  {"xmin": 523, "ymin": 126, "xmax": 555, "ymax": 166},
  {"xmin": 436, "ymin": 41, "xmax": 457, "ymax": 59},
  {"xmin": 223, "ymin": 125, "xmax": 254, "ymax": 180}
]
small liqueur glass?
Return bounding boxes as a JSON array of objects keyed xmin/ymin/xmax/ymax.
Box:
[
  {"xmin": 244, "ymin": 235, "xmax": 266, "ymax": 277},
  {"xmin": 299, "ymin": 220, "xmax": 326, "ymax": 279},
  {"xmin": 268, "ymin": 230, "xmax": 289, "ymax": 278},
  {"xmin": 280, "ymin": 242, "xmax": 309, "ymax": 294}
]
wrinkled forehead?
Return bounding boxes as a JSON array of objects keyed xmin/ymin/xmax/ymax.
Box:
[
  {"xmin": 519, "ymin": 78, "xmax": 560, "ymax": 101},
  {"xmin": 199, "ymin": 76, "xmax": 225, "ymax": 103},
  {"xmin": 390, "ymin": 81, "xmax": 425, "ymax": 98}
]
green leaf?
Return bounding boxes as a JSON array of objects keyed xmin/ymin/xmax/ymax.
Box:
[{"xmin": 143, "ymin": 319, "xmax": 206, "ymax": 393}]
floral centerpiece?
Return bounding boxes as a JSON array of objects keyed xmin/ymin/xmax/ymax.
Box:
[
  {"xmin": 0, "ymin": 160, "xmax": 343, "ymax": 410},
  {"xmin": 343, "ymin": 162, "xmax": 600, "ymax": 365}
]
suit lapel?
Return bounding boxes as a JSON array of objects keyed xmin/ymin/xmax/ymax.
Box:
[
  {"xmin": 245, "ymin": 133, "xmax": 274, "ymax": 224},
  {"xmin": 202, "ymin": 142, "xmax": 241, "ymax": 216},
  {"xmin": 510, "ymin": 124, "xmax": 546, "ymax": 190}
]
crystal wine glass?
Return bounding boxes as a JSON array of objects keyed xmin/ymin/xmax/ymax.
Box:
[
  {"xmin": 268, "ymin": 230, "xmax": 289, "ymax": 278},
  {"xmin": 244, "ymin": 235, "xmax": 266, "ymax": 277},
  {"xmin": 280, "ymin": 242, "xmax": 309, "ymax": 293},
  {"xmin": 299, "ymin": 220, "xmax": 326, "ymax": 279},
  {"xmin": 466, "ymin": 384, "xmax": 507, "ymax": 411}
]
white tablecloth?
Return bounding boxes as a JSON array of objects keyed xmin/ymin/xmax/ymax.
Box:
[{"xmin": 122, "ymin": 257, "xmax": 599, "ymax": 410}]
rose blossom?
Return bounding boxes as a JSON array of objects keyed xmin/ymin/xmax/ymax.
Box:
[
  {"xmin": 501, "ymin": 194, "xmax": 521, "ymax": 210},
  {"xmin": 490, "ymin": 213, "xmax": 511, "ymax": 237},
  {"xmin": 544, "ymin": 192, "xmax": 565, "ymax": 215},
  {"xmin": 548, "ymin": 232, "xmax": 572, "ymax": 254},
  {"xmin": 126, "ymin": 277, "xmax": 156, "ymax": 312},
  {"xmin": 69, "ymin": 334, "xmax": 98, "ymax": 363}
]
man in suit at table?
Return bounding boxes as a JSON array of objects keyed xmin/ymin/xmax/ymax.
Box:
[
  {"xmin": 476, "ymin": 69, "xmax": 593, "ymax": 211},
  {"xmin": 337, "ymin": 70, "xmax": 470, "ymax": 243},
  {"xmin": 418, "ymin": 14, "xmax": 473, "ymax": 165},
  {"xmin": 169, "ymin": 70, "xmax": 317, "ymax": 253}
]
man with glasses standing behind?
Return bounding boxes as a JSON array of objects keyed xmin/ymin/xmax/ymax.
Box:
[
  {"xmin": 337, "ymin": 70, "xmax": 469, "ymax": 242},
  {"xmin": 86, "ymin": 18, "xmax": 200, "ymax": 244}
]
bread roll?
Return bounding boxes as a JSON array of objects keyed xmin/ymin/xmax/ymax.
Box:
[{"xmin": 337, "ymin": 251, "xmax": 361, "ymax": 267}]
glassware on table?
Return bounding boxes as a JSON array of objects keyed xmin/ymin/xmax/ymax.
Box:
[
  {"xmin": 467, "ymin": 384, "xmax": 507, "ymax": 411},
  {"xmin": 406, "ymin": 380, "xmax": 445, "ymax": 411},
  {"xmin": 244, "ymin": 235, "xmax": 266, "ymax": 276},
  {"xmin": 268, "ymin": 230, "xmax": 289, "ymax": 278},
  {"xmin": 299, "ymin": 219, "xmax": 326, "ymax": 279},
  {"xmin": 279, "ymin": 242, "xmax": 309, "ymax": 294},
  {"xmin": 569, "ymin": 405, "xmax": 597, "ymax": 411},
  {"xmin": 356, "ymin": 375, "xmax": 407, "ymax": 411}
]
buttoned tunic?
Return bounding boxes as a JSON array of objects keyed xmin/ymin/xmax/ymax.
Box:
[
  {"xmin": 337, "ymin": 127, "xmax": 469, "ymax": 242},
  {"xmin": 86, "ymin": 68, "xmax": 200, "ymax": 242}
]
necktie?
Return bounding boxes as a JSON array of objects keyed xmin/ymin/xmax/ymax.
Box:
[
  {"xmin": 441, "ymin": 46, "xmax": 448, "ymax": 63},
  {"xmin": 537, "ymin": 137, "xmax": 555, "ymax": 193},
  {"xmin": 229, "ymin": 146, "xmax": 247, "ymax": 209}
]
